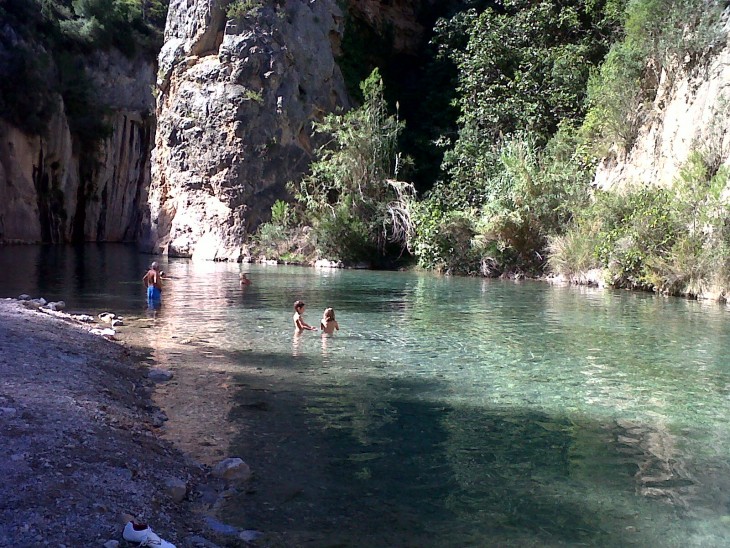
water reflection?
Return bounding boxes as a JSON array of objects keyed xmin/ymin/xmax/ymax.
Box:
[{"xmin": 292, "ymin": 331, "xmax": 303, "ymax": 357}]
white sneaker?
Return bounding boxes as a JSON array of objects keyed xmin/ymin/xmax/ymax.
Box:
[
  {"xmin": 123, "ymin": 522, "xmax": 149, "ymax": 543},
  {"xmin": 123, "ymin": 522, "xmax": 176, "ymax": 548}
]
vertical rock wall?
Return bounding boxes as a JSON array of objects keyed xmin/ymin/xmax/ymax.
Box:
[
  {"xmin": 594, "ymin": 18, "xmax": 730, "ymax": 189},
  {"xmin": 0, "ymin": 51, "xmax": 156, "ymax": 244},
  {"xmin": 144, "ymin": 0, "xmax": 349, "ymax": 261}
]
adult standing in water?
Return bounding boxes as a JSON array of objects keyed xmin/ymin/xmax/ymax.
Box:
[{"xmin": 142, "ymin": 261, "xmax": 163, "ymax": 309}]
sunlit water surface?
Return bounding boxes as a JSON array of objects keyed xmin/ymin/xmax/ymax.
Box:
[{"xmin": 1, "ymin": 245, "xmax": 730, "ymax": 546}]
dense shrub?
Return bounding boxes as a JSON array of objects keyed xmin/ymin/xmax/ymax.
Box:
[
  {"xmin": 293, "ymin": 69, "xmax": 415, "ymax": 264},
  {"xmin": 410, "ymin": 200, "xmax": 480, "ymax": 274},
  {"xmin": 414, "ymin": 123, "xmax": 592, "ymax": 275},
  {"xmin": 549, "ymin": 151, "xmax": 730, "ymax": 297}
]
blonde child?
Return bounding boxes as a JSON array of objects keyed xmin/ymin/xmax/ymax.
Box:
[
  {"xmin": 293, "ymin": 300, "xmax": 317, "ymax": 333},
  {"xmin": 320, "ymin": 307, "xmax": 339, "ymax": 334}
]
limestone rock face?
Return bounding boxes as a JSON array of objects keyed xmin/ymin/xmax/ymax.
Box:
[
  {"xmin": 145, "ymin": 0, "xmax": 349, "ymax": 261},
  {"xmin": 0, "ymin": 48, "xmax": 155, "ymax": 244},
  {"xmin": 594, "ymin": 19, "xmax": 730, "ymax": 189}
]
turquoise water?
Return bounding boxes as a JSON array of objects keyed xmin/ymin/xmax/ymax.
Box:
[{"xmin": 1, "ymin": 245, "xmax": 730, "ymax": 546}]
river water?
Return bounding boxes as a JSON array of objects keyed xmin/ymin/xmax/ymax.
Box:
[{"xmin": 1, "ymin": 244, "xmax": 729, "ymax": 546}]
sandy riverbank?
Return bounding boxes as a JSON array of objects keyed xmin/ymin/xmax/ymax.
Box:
[{"xmin": 0, "ymin": 299, "xmax": 247, "ymax": 547}]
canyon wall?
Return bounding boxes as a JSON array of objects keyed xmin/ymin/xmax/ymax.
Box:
[
  {"xmin": 0, "ymin": 45, "xmax": 155, "ymax": 244},
  {"xmin": 144, "ymin": 0, "xmax": 440, "ymax": 261},
  {"xmin": 142, "ymin": 0, "xmax": 350, "ymax": 261},
  {"xmin": 0, "ymin": 0, "xmax": 433, "ymax": 252},
  {"xmin": 594, "ymin": 17, "xmax": 730, "ymax": 189}
]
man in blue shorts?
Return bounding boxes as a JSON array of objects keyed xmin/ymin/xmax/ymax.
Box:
[{"xmin": 142, "ymin": 261, "xmax": 163, "ymax": 309}]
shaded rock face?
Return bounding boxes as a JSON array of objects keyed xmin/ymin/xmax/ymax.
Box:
[
  {"xmin": 347, "ymin": 0, "xmax": 437, "ymax": 54},
  {"xmin": 144, "ymin": 0, "xmax": 349, "ymax": 261},
  {"xmin": 595, "ymin": 18, "xmax": 730, "ymax": 189},
  {"xmin": 0, "ymin": 49, "xmax": 155, "ymax": 244}
]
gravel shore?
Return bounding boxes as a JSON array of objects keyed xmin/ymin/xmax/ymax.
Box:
[{"xmin": 0, "ymin": 299, "xmax": 227, "ymax": 547}]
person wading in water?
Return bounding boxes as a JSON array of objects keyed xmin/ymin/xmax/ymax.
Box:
[{"xmin": 142, "ymin": 261, "xmax": 163, "ymax": 309}]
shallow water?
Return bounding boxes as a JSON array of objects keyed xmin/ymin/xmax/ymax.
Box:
[{"xmin": 1, "ymin": 245, "xmax": 730, "ymax": 546}]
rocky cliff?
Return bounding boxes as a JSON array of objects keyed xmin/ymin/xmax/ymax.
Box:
[
  {"xmin": 594, "ymin": 17, "xmax": 730, "ymax": 189},
  {"xmin": 144, "ymin": 0, "xmax": 443, "ymax": 261},
  {"xmin": 143, "ymin": 0, "xmax": 350, "ymax": 261},
  {"xmin": 0, "ymin": 32, "xmax": 156, "ymax": 244}
]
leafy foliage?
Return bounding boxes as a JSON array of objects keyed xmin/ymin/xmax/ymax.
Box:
[
  {"xmin": 443, "ymin": 1, "xmax": 618, "ymax": 148},
  {"xmin": 410, "ymin": 199, "xmax": 480, "ymax": 274},
  {"xmin": 412, "ymin": 0, "xmax": 620, "ymax": 274},
  {"xmin": 293, "ymin": 69, "xmax": 415, "ymax": 264}
]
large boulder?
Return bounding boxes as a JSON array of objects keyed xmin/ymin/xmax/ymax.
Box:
[{"xmin": 144, "ymin": 0, "xmax": 350, "ymax": 261}]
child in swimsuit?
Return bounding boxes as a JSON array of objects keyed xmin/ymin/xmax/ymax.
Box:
[
  {"xmin": 293, "ymin": 300, "xmax": 317, "ymax": 333},
  {"xmin": 320, "ymin": 307, "xmax": 339, "ymax": 334}
]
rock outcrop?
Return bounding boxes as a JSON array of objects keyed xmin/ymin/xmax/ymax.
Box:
[
  {"xmin": 0, "ymin": 45, "xmax": 155, "ymax": 244},
  {"xmin": 594, "ymin": 17, "xmax": 730, "ymax": 189},
  {"xmin": 144, "ymin": 0, "xmax": 349, "ymax": 261}
]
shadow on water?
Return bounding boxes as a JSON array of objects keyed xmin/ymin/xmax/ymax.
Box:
[{"xmin": 209, "ymin": 349, "xmax": 671, "ymax": 548}]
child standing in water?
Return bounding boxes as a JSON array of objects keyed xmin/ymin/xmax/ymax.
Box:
[
  {"xmin": 293, "ymin": 300, "xmax": 317, "ymax": 333},
  {"xmin": 320, "ymin": 307, "xmax": 339, "ymax": 334}
]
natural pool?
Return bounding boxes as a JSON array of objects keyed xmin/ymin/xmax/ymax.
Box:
[{"xmin": 1, "ymin": 244, "xmax": 729, "ymax": 546}]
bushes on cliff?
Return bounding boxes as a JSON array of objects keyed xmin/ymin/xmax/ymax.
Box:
[
  {"xmin": 549, "ymin": 151, "xmax": 730, "ymax": 297},
  {"xmin": 582, "ymin": 0, "xmax": 727, "ymax": 157},
  {"xmin": 57, "ymin": 0, "xmax": 168, "ymax": 55},
  {"xmin": 0, "ymin": 0, "xmax": 167, "ymax": 139},
  {"xmin": 226, "ymin": 0, "xmax": 262, "ymax": 19}
]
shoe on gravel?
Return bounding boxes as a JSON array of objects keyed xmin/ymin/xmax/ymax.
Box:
[{"xmin": 123, "ymin": 521, "xmax": 176, "ymax": 548}]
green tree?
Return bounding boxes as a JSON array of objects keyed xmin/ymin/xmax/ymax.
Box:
[
  {"xmin": 294, "ymin": 69, "xmax": 415, "ymax": 263},
  {"xmin": 438, "ymin": 0, "xmax": 621, "ymax": 241}
]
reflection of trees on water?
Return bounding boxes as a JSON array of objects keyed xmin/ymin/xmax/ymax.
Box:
[
  {"xmin": 611, "ymin": 417, "xmax": 730, "ymax": 522},
  {"xmin": 441, "ymin": 406, "xmax": 617, "ymax": 544}
]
